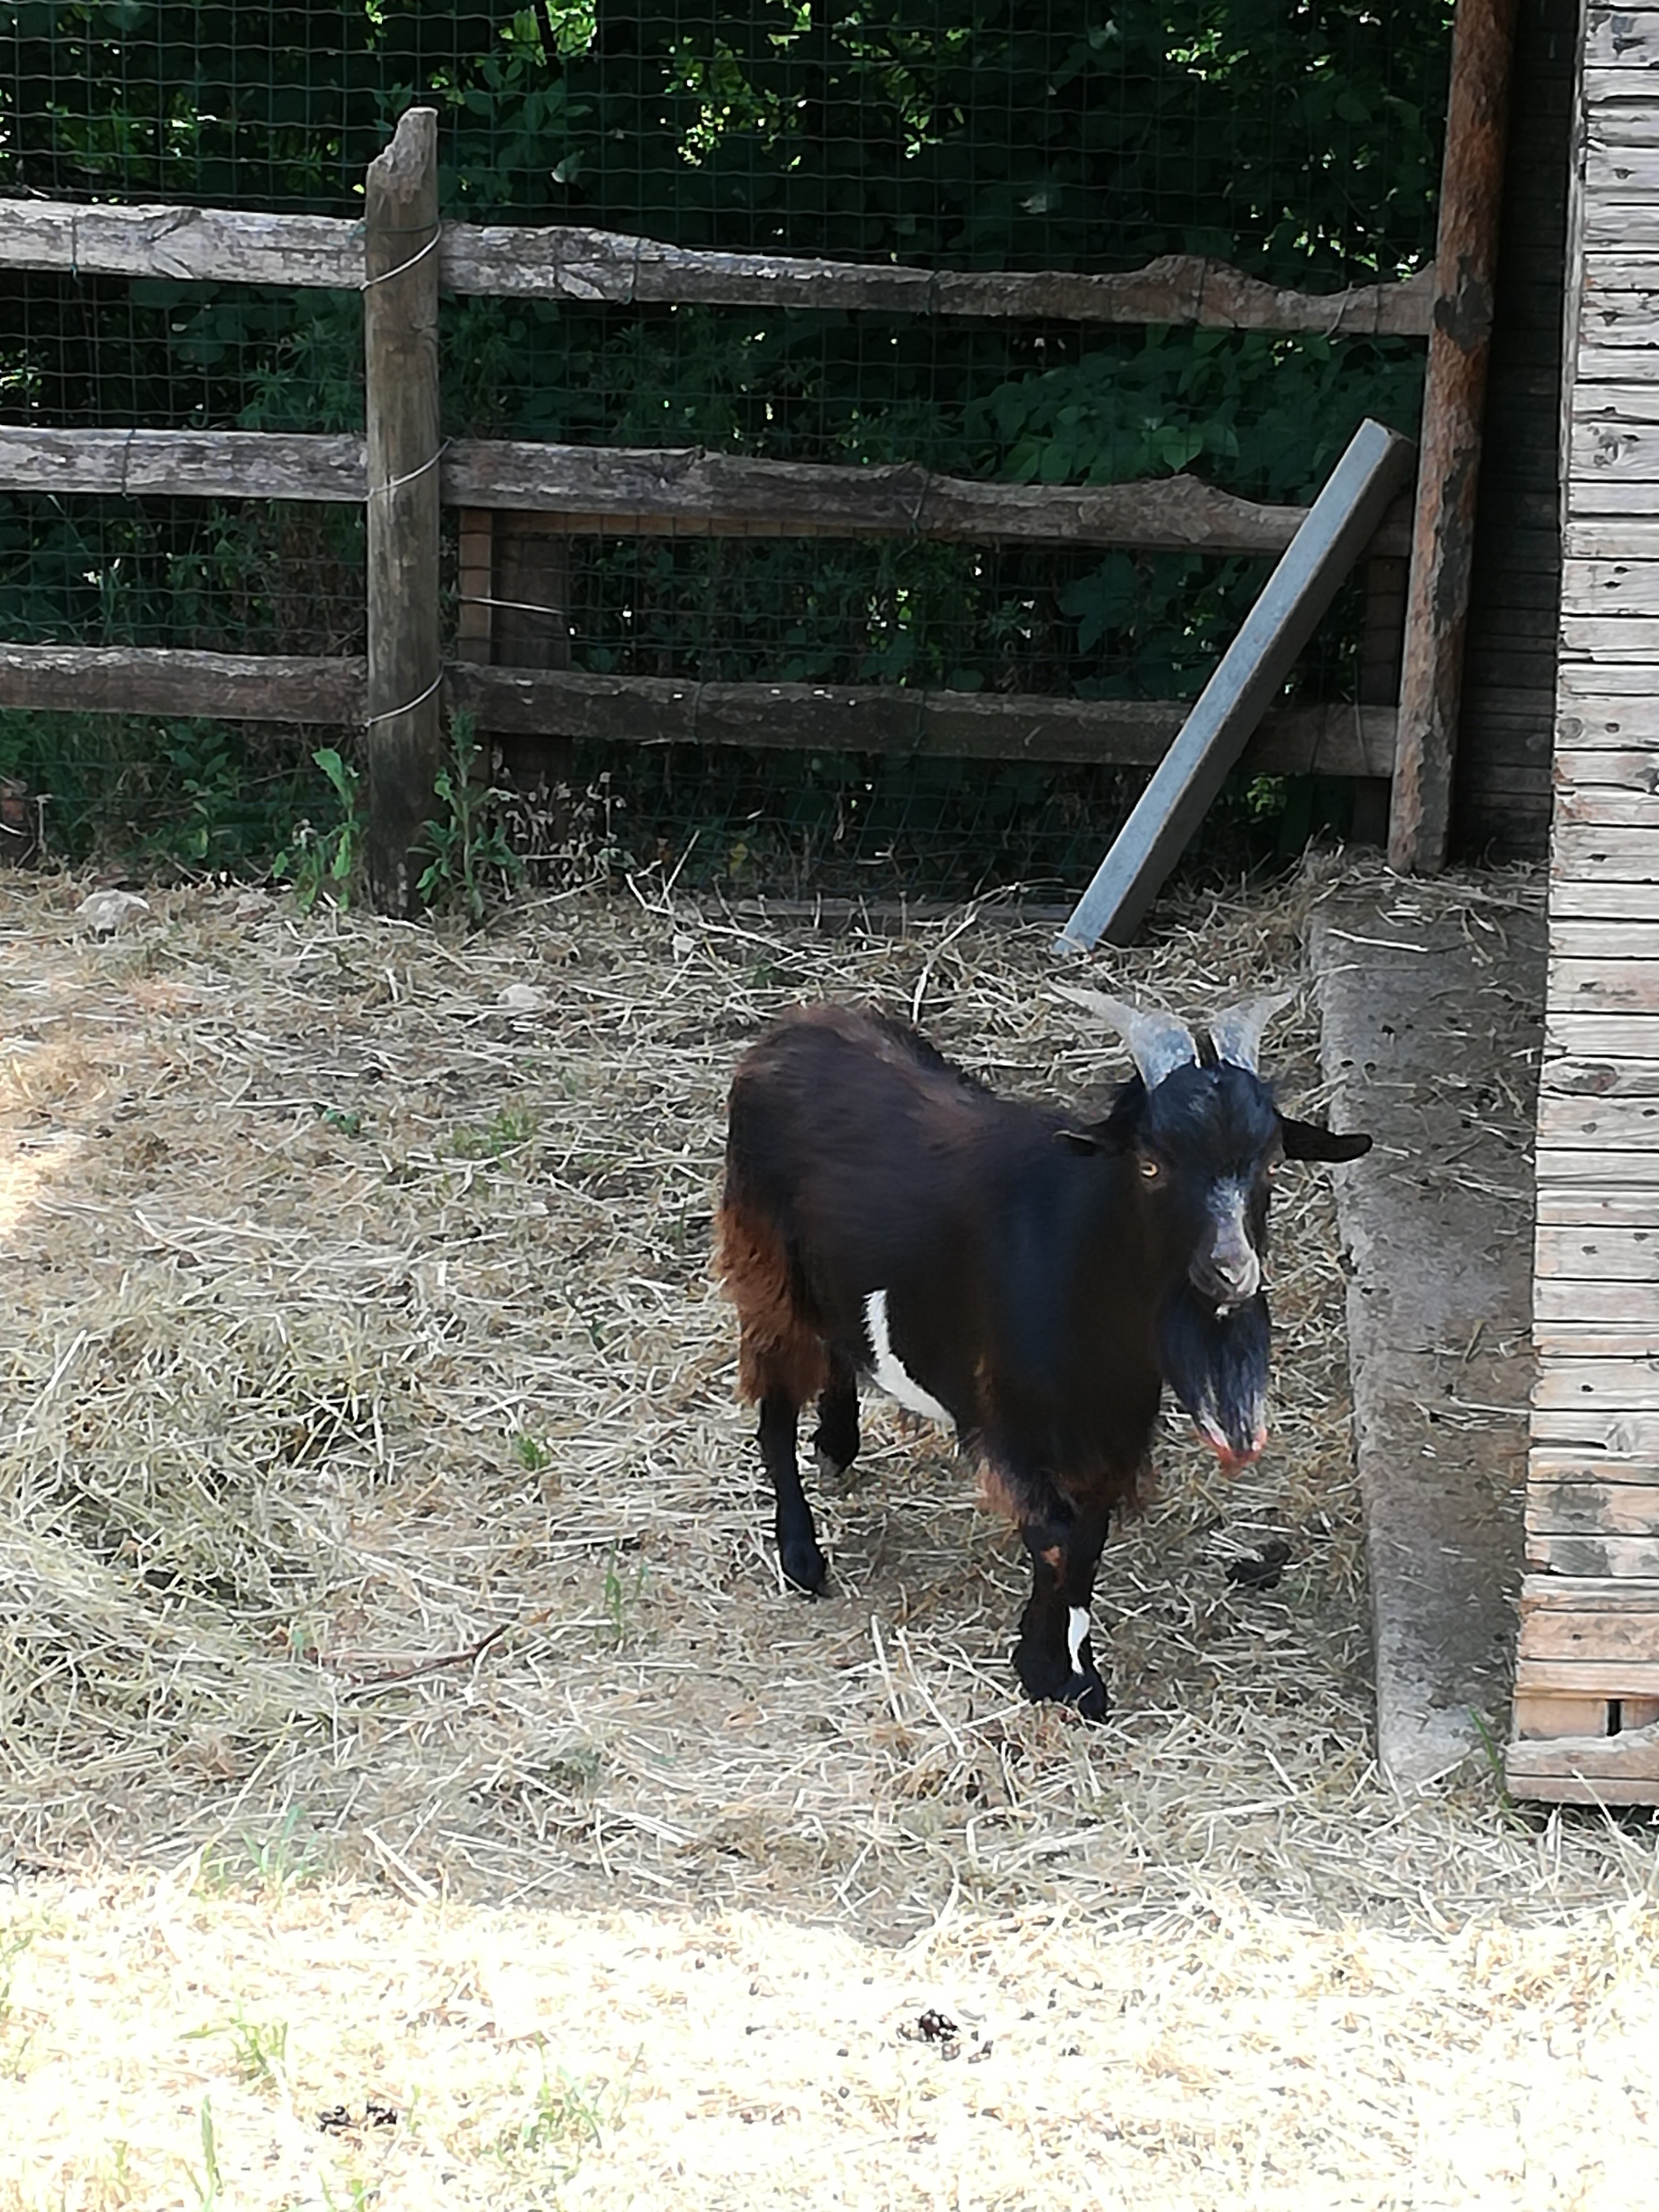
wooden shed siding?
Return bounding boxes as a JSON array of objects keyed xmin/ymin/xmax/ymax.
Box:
[
  {"xmin": 1509, "ymin": 0, "xmax": 1659, "ymax": 1800},
  {"xmin": 1455, "ymin": 0, "xmax": 1577, "ymax": 860}
]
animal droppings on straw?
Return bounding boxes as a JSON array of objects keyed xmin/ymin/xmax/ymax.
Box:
[{"xmin": 1225, "ymin": 1539, "xmax": 1294, "ymax": 1591}]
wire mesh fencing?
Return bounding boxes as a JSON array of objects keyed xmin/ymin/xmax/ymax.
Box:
[{"xmin": 1, "ymin": 3, "xmax": 1452, "ymax": 896}]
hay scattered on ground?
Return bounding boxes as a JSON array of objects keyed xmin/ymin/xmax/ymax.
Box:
[{"xmin": 2, "ymin": 859, "xmax": 1656, "ymax": 2209}]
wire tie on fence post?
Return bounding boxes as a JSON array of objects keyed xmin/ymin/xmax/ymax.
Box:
[
  {"xmin": 118, "ymin": 425, "xmax": 138, "ymax": 498},
  {"xmin": 364, "ymin": 665, "xmax": 445, "ymax": 731},
  {"xmin": 629, "ymin": 231, "xmax": 645, "ymax": 306},
  {"xmin": 359, "ymin": 227, "xmax": 443, "ymax": 290},
  {"xmin": 907, "ymin": 465, "xmax": 932, "ymax": 535},
  {"xmin": 369, "ymin": 438, "xmax": 450, "ymax": 501},
  {"xmin": 69, "ymin": 211, "xmax": 79, "ymax": 281}
]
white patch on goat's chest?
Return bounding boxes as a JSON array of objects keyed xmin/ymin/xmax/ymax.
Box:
[
  {"xmin": 862, "ymin": 1289, "xmax": 952, "ymax": 1426},
  {"xmin": 1068, "ymin": 1607, "xmax": 1091, "ymax": 1673}
]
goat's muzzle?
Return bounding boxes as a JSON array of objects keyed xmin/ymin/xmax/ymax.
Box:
[
  {"xmin": 1189, "ymin": 1239, "xmax": 1262, "ymax": 1312},
  {"xmin": 1195, "ymin": 1414, "xmax": 1269, "ymax": 1473},
  {"xmin": 1189, "ymin": 1180, "xmax": 1264, "ymax": 1313}
]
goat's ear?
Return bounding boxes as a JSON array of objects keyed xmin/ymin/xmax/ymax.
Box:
[
  {"xmin": 1054, "ymin": 1126, "xmax": 1103, "ymax": 1157},
  {"xmin": 1278, "ymin": 1113, "xmax": 1372, "ymax": 1163}
]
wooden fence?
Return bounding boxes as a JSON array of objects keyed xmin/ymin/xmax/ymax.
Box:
[{"xmin": 1, "ymin": 104, "xmax": 1463, "ymax": 909}]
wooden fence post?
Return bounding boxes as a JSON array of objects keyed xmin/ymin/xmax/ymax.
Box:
[
  {"xmin": 1387, "ymin": 0, "xmax": 1518, "ymax": 875},
  {"xmin": 363, "ymin": 106, "xmax": 442, "ymax": 915}
]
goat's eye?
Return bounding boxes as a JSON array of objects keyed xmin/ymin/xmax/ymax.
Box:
[{"xmin": 1138, "ymin": 1155, "xmax": 1161, "ymax": 1180}]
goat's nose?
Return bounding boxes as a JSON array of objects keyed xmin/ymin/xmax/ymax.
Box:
[{"xmin": 1193, "ymin": 1246, "xmax": 1261, "ymax": 1306}]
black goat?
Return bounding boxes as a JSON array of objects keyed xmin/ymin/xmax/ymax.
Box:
[{"xmin": 716, "ymin": 991, "xmax": 1369, "ymax": 1717}]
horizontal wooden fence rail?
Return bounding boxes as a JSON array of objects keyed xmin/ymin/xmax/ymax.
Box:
[
  {"xmin": 449, "ymin": 667, "xmax": 1396, "ymax": 776},
  {"xmin": 445, "ymin": 441, "xmax": 1409, "ymax": 554},
  {"xmin": 0, "ymin": 428, "xmax": 367, "ymax": 502},
  {"xmin": 0, "ymin": 644, "xmax": 364, "ymax": 721},
  {"xmin": 0, "ymin": 107, "xmax": 1427, "ymax": 910},
  {"xmin": 0, "ymin": 196, "xmax": 1437, "ymax": 334},
  {"xmin": 0, "ymin": 426, "xmax": 1414, "ymax": 558},
  {"xmin": 0, "ymin": 641, "xmax": 1395, "ymax": 778}
]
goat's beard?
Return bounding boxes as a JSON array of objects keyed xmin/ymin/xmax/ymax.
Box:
[{"xmin": 1158, "ymin": 1280, "xmax": 1271, "ymax": 1470}]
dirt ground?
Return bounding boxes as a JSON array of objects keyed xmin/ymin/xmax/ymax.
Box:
[{"xmin": 1, "ymin": 864, "xmax": 1655, "ymax": 2210}]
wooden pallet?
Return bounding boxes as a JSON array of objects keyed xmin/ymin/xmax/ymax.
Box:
[{"xmin": 1510, "ymin": 1577, "xmax": 1659, "ymax": 1799}]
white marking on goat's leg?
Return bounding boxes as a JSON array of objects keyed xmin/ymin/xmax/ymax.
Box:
[
  {"xmin": 862, "ymin": 1289, "xmax": 952, "ymax": 1426},
  {"xmin": 1068, "ymin": 1606, "xmax": 1091, "ymax": 1675}
]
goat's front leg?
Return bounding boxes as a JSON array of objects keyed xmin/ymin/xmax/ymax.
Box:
[
  {"xmin": 759, "ymin": 1390, "xmax": 828, "ymax": 1594},
  {"xmin": 1011, "ymin": 1497, "xmax": 1111, "ymax": 1719}
]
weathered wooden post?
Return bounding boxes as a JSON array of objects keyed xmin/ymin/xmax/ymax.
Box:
[
  {"xmin": 1387, "ymin": 0, "xmax": 1518, "ymax": 874},
  {"xmin": 363, "ymin": 106, "xmax": 443, "ymax": 915}
]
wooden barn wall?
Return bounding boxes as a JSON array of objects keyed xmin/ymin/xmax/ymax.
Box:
[
  {"xmin": 1506, "ymin": 0, "xmax": 1659, "ymax": 1805},
  {"xmin": 1454, "ymin": 0, "xmax": 1576, "ymax": 862}
]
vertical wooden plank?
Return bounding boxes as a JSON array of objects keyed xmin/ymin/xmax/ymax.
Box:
[
  {"xmin": 1352, "ymin": 549, "xmax": 1409, "ymax": 843},
  {"xmin": 1054, "ymin": 420, "xmax": 1417, "ymax": 952},
  {"xmin": 1388, "ymin": 0, "xmax": 1520, "ymax": 873},
  {"xmin": 493, "ymin": 514, "xmax": 575, "ymax": 786},
  {"xmin": 363, "ymin": 106, "xmax": 442, "ymax": 916},
  {"xmin": 455, "ymin": 508, "xmax": 495, "ymax": 661},
  {"xmin": 495, "ymin": 516, "xmax": 573, "ymax": 671}
]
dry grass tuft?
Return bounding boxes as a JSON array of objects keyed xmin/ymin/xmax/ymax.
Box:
[{"xmin": 2, "ymin": 859, "xmax": 1656, "ymax": 2208}]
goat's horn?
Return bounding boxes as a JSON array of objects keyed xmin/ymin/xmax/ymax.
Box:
[
  {"xmin": 1207, "ymin": 992, "xmax": 1295, "ymax": 1074},
  {"xmin": 1055, "ymin": 985, "xmax": 1199, "ymax": 1090}
]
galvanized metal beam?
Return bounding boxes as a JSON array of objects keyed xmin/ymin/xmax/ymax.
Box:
[{"xmin": 1054, "ymin": 418, "xmax": 1418, "ymax": 953}]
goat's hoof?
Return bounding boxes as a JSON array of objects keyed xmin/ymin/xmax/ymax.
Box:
[
  {"xmin": 780, "ymin": 1538, "xmax": 828, "ymax": 1595},
  {"xmin": 1067, "ymin": 1672, "xmax": 1109, "ymax": 1721},
  {"xmin": 811, "ymin": 1422, "xmax": 861, "ymax": 1479},
  {"xmin": 1012, "ymin": 1642, "xmax": 1109, "ymax": 1721}
]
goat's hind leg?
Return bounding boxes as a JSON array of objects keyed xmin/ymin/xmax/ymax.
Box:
[
  {"xmin": 811, "ymin": 1345, "xmax": 861, "ymax": 1479},
  {"xmin": 718, "ymin": 1197, "xmax": 832, "ymax": 1594},
  {"xmin": 758, "ymin": 1391, "xmax": 828, "ymax": 1594},
  {"xmin": 1011, "ymin": 1495, "xmax": 1111, "ymax": 1721}
]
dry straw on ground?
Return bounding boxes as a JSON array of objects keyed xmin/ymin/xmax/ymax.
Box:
[{"xmin": 1, "ymin": 861, "xmax": 1656, "ymax": 2209}]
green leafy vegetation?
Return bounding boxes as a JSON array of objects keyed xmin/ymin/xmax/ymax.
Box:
[
  {"xmin": 186, "ymin": 2007, "xmax": 291, "ymax": 2093},
  {"xmin": 204, "ymin": 1806, "xmax": 323, "ymax": 1897},
  {"xmin": 275, "ymin": 745, "xmax": 365, "ymax": 911},
  {"xmin": 183, "ymin": 2097, "xmax": 224, "ymax": 2212},
  {"xmin": 0, "ymin": 709, "xmax": 350, "ymax": 873},
  {"xmin": 418, "ymin": 717, "xmax": 524, "ymax": 923}
]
